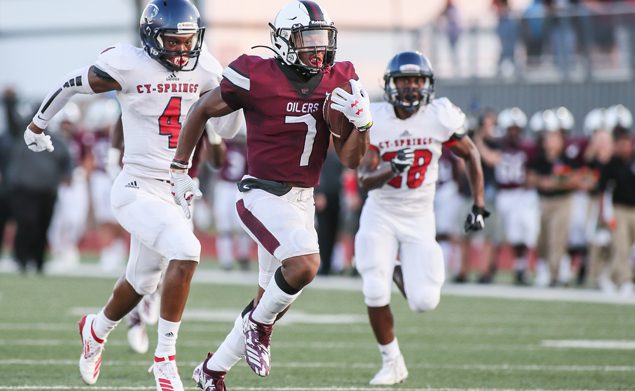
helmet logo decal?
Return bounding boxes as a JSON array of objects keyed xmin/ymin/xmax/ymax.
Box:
[{"xmin": 146, "ymin": 4, "xmax": 159, "ymax": 22}]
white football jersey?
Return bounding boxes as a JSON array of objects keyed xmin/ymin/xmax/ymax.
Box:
[
  {"xmin": 95, "ymin": 43, "xmax": 222, "ymax": 180},
  {"xmin": 367, "ymin": 97, "xmax": 466, "ymax": 213}
]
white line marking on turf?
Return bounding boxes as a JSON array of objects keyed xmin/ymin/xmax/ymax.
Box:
[
  {"xmin": 68, "ymin": 308, "xmax": 367, "ymax": 325},
  {"xmin": 0, "ymin": 387, "xmax": 625, "ymax": 391},
  {"xmin": 542, "ymin": 339, "xmax": 635, "ymax": 349},
  {"xmin": 9, "ymin": 264, "xmax": 634, "ymax": 305},
  {"xmin": 1, "ymin": 359, "xmax": 633, "ymax": 373}
]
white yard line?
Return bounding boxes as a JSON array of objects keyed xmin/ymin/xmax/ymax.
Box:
[
  {"xmin": 0, "ymin": 386, "xmax": 626, "ymax": 391},
  {"xmin": 0, "ymin": 359, "xmax": 633, "ymax": 373},
  {"xmin": 542, "ymin": 339, "xmax": 635, "ymax": 349},
  {"xmin": 0, "ymin": 338, "xmax": 547, "ymax": 352},
  {"xmin": 6, "ymin": 263, "xmax": 633, "ymax": 305}
]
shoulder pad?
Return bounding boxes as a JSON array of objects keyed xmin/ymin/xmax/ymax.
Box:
[
  {"xmin": 227, "ymin": 54, "xmax": 261, "ymax": 77},
  {"xmin": 95, "ymin": 43, "xmax": 139, "ymax": 72},
  {"xmin": 331, "ymin": 61, "xmax": 358, "ymax": 82},
  {"xmin": 197, "ymin": 49, "xmax": 223, "ymax": 79},
  {"xmin": 431, "ymin": 97, "xmax": 466, "ymax": 136}
]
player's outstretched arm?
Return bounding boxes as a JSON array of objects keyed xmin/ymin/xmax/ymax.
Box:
[
  {"xmin": 26, "ymin": 65, "xmax": 120, "ymax": 152},
  {"xmin": 450, "ymin": 135, "xmax": 491, "ymax": 231},
  {"xmin": 28, "ymin": 66, "xmax": 120, "ymax": 134},
  {"xmin": 173, "ymin": 87, "xmax": 233, "ymax": 163},
  {"xmin": 170, "ymin": 87, "xmax": 233, "ymax": 218},
  {"xmin": 449, "ymin": 136, "xmax": 485, "ymax": 208}
]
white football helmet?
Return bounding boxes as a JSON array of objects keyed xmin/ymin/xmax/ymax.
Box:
[
  {"xmin": 542, "ymin": 109, "xmax": 560, "ymax": 132},
  {"xmin": 554, "ymin": 106, "xmax": 574, "ymax": 131},
  {"xmin": 269, "ymin": 0, "xmax": 337, "ymax": 74},
  {"xmin": 605, "ymin": 104, "xmax": 633, "ymax": 130},
  {"xmin": 498, "ymin": 107, "xmax": 527, "ymax": 129},
  {"xmin": 529, "ymin": 110, "xmax": 545, "ymax": 133},
  {"xmin": 583, "ymin": 108, "xmax": 608, "ymax": 136}
]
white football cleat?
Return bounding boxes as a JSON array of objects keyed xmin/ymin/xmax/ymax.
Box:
[
  {"xmin": 192, "ymin": 353, "xmax": 227, "ymax": 391},
  {"xmin": 127, "ymin": 322, "xmax": 149, "ymax": 354},
  {"xmin": 78, "ymin": 314, "xmax": 105, "ymax": 385},
  {"xmin": 369, "ymin": 354, "xmax": 408, "ymax": 385},
  {"xmin": 149, "ymin": 355, "xmax": 184, "ymax": 391},
  {"xmin": 243, "ymin": 310, "xmax": 273, "ymax": 377}
]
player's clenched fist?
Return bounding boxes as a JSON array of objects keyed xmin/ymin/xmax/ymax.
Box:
[
  {"xmin": 24, "ymin": 127, "xmax": 54, "ymax": 152},
  {"xmin": 464, "ymin": 205, "xmax": 490, "ymax": 232},
  {"xmin": 170, "ymin": 160, "xmax": 202, "ymax": 219},
  {"xmin": 390, "ymin": 147, "xmax": 414, "ymax": 174}
]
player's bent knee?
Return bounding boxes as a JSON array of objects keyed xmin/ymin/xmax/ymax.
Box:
[
  {"xmin": 407, "ymin": 288, "xmax": 441, "ymax": 313},
  {"xmin": 362, "ymin": 274, "xmax": 391, "ymax": 307},
  {"xmin": 283, "ymin": 253, "xmax": 320, "ymax": 286},
  {"xmin": 128, "ymin": 274, "xmax": 161, "ymax": 296},
  {"xmin": 156, "ymin": 226, "xmax": 201, "ymax": 262}
]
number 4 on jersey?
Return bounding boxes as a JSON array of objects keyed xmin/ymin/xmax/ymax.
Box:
[{"xmin": 159, "ymin": 97, "xmax": 182, "ymax": 148}]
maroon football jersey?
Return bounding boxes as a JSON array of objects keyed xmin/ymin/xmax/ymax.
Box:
[
  {"xmin": 221, "ymin": 55, "xmax": 357, "ymax": 187},
  {"xmin": 220, "ymin": 140, "xmax": 248, "ymax": 183},
  {"xmin": 494, "ymin": 144, "xmax": 533, "ymax": 189}
]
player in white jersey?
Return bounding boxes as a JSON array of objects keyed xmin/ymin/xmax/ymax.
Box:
[
  {"xmin": 211, "ymin": 132, "xmax": 254, "ymax": 271},
  {"xmin": 355, "ymin": 51, "xmax": 487, "ymax": 385},
  {"xmin": 23, "ymin": 1, "xmax": 242, "ymax": 390}
]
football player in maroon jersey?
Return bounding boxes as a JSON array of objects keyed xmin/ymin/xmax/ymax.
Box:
[{"xmin": 170, "ymin": 1, "xmax": 372, "ymax": 389}]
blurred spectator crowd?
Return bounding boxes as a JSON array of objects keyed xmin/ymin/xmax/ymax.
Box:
[
  {"xmin": 437, "ymin": 0, "xmax": 635, "ymax": 79},
  {"xmin": 1, "ymin": 86, "xmax": 634, "ymax": 298}
]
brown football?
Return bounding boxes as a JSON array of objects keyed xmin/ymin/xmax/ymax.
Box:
[{"xmin": 323, "ymin": 80, "xmax": 355, "ymax": 140}]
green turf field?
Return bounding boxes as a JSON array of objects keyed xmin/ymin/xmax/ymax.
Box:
[{"xmin": 1, "ymin": 273, "xmax": 634, "ymax": 390}]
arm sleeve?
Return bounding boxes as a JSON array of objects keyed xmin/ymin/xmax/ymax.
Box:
[{"xmin": 32, "ymin": 66, "xmax": 95, "ymax": 129}]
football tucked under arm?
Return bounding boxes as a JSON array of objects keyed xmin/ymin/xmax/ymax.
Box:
[{"xmin": 323, "ymin": 81, "xmax": 355, "ymax": 140}]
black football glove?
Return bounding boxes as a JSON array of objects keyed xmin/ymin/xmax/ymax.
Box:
[
  {"xmin": 464, "ymin": 205, "xmax": 491, "ymax": 232},
  {"xmin": 390, "ymin": 147, "xmax": 415, "ymax": 174}
]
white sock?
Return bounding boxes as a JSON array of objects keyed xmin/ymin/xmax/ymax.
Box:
[
  {"xmin": 92, "ymin": 310, "xmax": 120, "ymax": 341},
  {"xmin": 378, "ymin": 338, "xmax": 401, "ymax": 362},
  {"xmin": 217, "ymin": 234, "xmax": 234, "ymax": 268},
  {"xmin": 251, "ymin": 273, "xmax": 301, "ymax": 324},
  {"xmin": 155, "ymin": 318, "xmax": 180, "ymax": 357},
  {"xmin": 206, "ymin": 313, "xmax": 246, "ymax": 372},
  {"xmin": 439, "ymin": 241, "xmax": 452, "ymax": 274}
]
